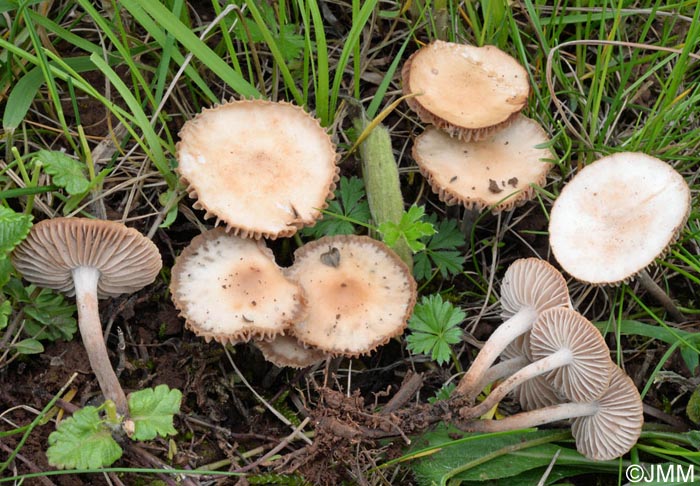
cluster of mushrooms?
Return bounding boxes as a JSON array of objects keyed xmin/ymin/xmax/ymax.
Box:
[
  {"xmin": 452, "ymin": 259, "xmax": 643, "ymax": 461},
  {"xmin": 7, "ymin": 39, "xmax": 692, "ymax": 466},
  {"xmin": 169, "ymin": 99, "xmax": 417, "ymax": 367},
  {"xmin": 402, "ymin": 40, "xmax": 556, "ymax": 212},
  {"xmin": 400, "ymin": 39, "xmax": 692, "ymax": 461}
]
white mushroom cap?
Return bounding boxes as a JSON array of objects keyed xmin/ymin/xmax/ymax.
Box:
[
  {"xmin": 412, "ymin": 116, "xmax": 554, "ymax": 212},
  {"xmin": 255, "ymin": 334, "xmax": 327, "ymax": 369},
  {"xmin": 572, "ymin": 364, "xmax": 643, "ymax": 461},
  {"xmin": 549, "ymin": 152, "xmax": 690, "ymax": 284},
  {"xmin": 176, "ymin": 99, "xmax": 339, "ymax": 239},
  {"xmin": 530, "ymin": 308, "xmax": 612, "ymax": 402},
  {"xmin": 12, "ymin": 218, "xmax": 162, "ymax": 298},
  {"xmin": 402, "ymin": 41, "xmax": 529, "ymax": 141},
  {"xmin": 170, "ymin": 228, "xmax": 306, "ymax": 344},
  {"xmin": 286, "ymin": 235, "xmax": 417, "ymax": 357}
]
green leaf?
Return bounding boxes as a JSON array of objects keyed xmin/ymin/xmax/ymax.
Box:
[
  {"xmin": 378, "ymin": 205, "xmax": 435, "ymax": 253},
  {"xmin": 47, "ymin": 406, "xmax": 122, "ymax": 469},
  {"xmin": 406, "ymin": 294, "xmax": 465, "ymax": 365},
  {"xmin": 414, "ymin": 216, "xmax": 466, "ymax": 280},
  {"xmin": 409, "ymin": 426, "xmax": 617, "ymax": 485},
  {"xmin": 233, "ymin": 3, "xmax": 305, "ymax": 63},
  {"xmin": 23, "ymin": 288, "xmax": 77, "ymax": 341},
  {"xmin": 128, "ymin": 384, "xmax": 182, "ymax": 441},
  {"xmin": 0, "ymin": 300, "xmax": 11, "ymax": 330},
  {"xmin": 302, "ymin": 177, "xmax": 371, "ymax": 238},
  {"xmin": 11, "ymin": 338, "xmax": 43, "ymax": 354},
  {"xmin": 0, "ymin": 206, "xmax": 32, "ymax": 257},
  {"xmin": 35, "ymin": 150, "xmax": 90, "ymax": 195},
  {"xmin": 687, "ymin": 387, "xmax": 700, "ymax": 424},
  {"xmin": 0, "ymin": 256, "xmax": 13, "ymax": 288}
]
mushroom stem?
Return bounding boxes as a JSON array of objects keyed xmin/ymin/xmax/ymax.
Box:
[
  {"xmin": 458, "ymin": 401, "xmax": 599, "ymax": 433},
  {"xmin": 471, "ymin": 355, "xmax": 529, "ymax": 397},
  {"xmin": 460, "ymin": 348, "xmax": 574, "ymax": 420},
  {"xmin": 73, "ymin": 266, "xmax": 129, "ymax": 415},
  {"xmin": 636, "ymin": 269, "xmax": 685, "ymax": 322},
  {"xmin": 455, "ymin": 306, "xmax": 538, "ymax": 400}
]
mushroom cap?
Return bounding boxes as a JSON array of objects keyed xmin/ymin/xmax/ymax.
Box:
[
  {"xmin": 530, "ymin": 307, "xmax": 612, "ymax": 402},
  {"xmin": 286, "ymin": 235, "xmax": 417, "ymax": 357},
  {"xmin": 11, "ymin": 218, "xmax": 161, "ymax": 299},
  {"xmin": 500, "ymin": 258, "xmax": 571, "ymax": 327},
  {"xmin": 170, "ymin": 228, "xmax": 306, "ymax": 344},
  {"xmin": 402, "ymin": 41, "xmax": 529, "ymax": 141},
  {"xmin": 176, "ymin": 99, "xmax": 339, "ymax": 239},
  {"xmin": 501, "ymin": 334, "xmax": 564, "ymax": 411},
  {"xmin": 571, "ymin": 364, "xmax": 643, "ymax": 461},
  {"xmin": 549, "ymin": 152, "xmax": 690, "ymax": 285},
  {"xmin": 412, "ymin": 116, "xmax": 553, "ymax": 212},
  {"xmin": 255, "ymin": 334, "xmax": 327, "ymax": 369}
]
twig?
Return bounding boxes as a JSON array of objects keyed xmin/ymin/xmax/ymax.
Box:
[
  {"xmin": 223, "ymin": 346, "xmax": 313, "ymax": 445},
  {"xmin": 0, "ymin": 441, "xmax": 57, "ymax": 486},
  {"xmin": 234, "ymin": 417, "xmax": 311, "ymax": 473},
  {"xmin": 380, "ymin": 372, "xmax": 423, "ymax": 416}
]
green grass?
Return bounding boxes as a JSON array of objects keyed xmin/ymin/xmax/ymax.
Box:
[{"xmin": 1, "ymin": 0, "xmax": 700, "ymax": 483}]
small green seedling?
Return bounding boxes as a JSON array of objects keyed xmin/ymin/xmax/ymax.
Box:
[
  {"xmin": 378, "ymin": 205, "xmax": 436, "ymax": 253},
  {"xmin": 47, "ymin": 384, "xmax": 182, "ymax": 470},
  {"xmin": 406, "ymin": 294, "xmax": 465, "ymax": 367}
]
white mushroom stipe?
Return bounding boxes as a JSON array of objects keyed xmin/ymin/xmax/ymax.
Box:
[{"xmin": 455, "ymin": 258, "xmax": 570, "ymax": 401}]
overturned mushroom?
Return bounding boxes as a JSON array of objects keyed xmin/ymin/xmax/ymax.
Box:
[
  {"xmin": 286, "ymin": 235, "xmax": 417, "ymax": 357},
  {"xmin": 176, "ymin": 99, "xmax": 339, "ymax": 239},
  {"xmin": 412, "ymin": 116, "xmax": 554, "ymax": 212},
  {"xmin": 170, "ymin": 228, "xmax": 306, "ymax": 344},
  {"xmin": 12, "ymin": 218, "xmax": 162, "ymax": 415},
  {"xmin": 455, "ymin": 258, "xmax": 570, "ymax": 401},
  {"xmin": 402, "ymin": 40, "xmax": 529, "ymax": 141},
  {"xmin": 461, "ymin": 308, "xmax": 612, "ymax": 420},
  {"xmin": 461, "ymin": 364, "xmax": 643, "ymax": 461}
]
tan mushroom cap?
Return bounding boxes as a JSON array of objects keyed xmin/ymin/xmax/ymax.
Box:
[
  {"xmin": 549, "ymin": 152, "xmax": 691, "ymax": 285},
  {"xmin": 11, "ymin": 218, "xmax": 162, "ymax": 299},
  {"xmin": 412, "ymin": 116, "xmax": 554, "ymax": 212},
  {"xmin": 402, "ymin": 41, "xmax": 529, "ymax": 141},
  {"xmin": 255, "ymin": 334, "xmax": 327, "ymax": 369},
  {"xmin": 530, "ymin": 308, "xmax": 612, "ymax": 402},
  {"xmin": 286, "ymin": 235, "xmax": 417, "ymax": 357},
  {"xmin": 572, "ymin": 364, "xmax": 643, "ymax": 461},
  {"xmin": 176, "ymin": 99, "xmax": 339, "ymax": 239},
  {"xmin": 170, "ymin": 228, "xmax": 306, "ymax": 344}
]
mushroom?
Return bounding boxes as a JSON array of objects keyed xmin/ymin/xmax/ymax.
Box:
[
  {"xmin": 11, "ymin": 218, "xmax": 162, "ymax": 415},
  {"xmin": 549, "ymin": 152, "xmax": 691, "ymax": 321},
  {"xmin": 402, "ymin": 40, "xmax": 529, "ymax": 141},
  {"xmin": 285, "ymin": 235, "xmax": 417, "ymax": 357},
  {"xmin": 460, "ymin": 308, "xmax": 613, "ymax": 420},
  {"xmin": 170, "ymin": 228, "xmax": 306, "ymax": 344},
  {"xmin": 455, "ymin": 258, "xmax": 570, "ymax": 401},
  {"xmin": 460, "ymin": 364, "xmax": 643, "ymax": 461},
  {"xmin": 255, "ymin": 334, "xmax": 327, "ymax": 369},
  {"xmin": 176, "ymin": 99, "xmax": 340, "ymax": 239},
  {"xmin": 491, "ymin": 334, "xmax": 564, "ymax": 412},
  {"xmin": 412, "ymin": 116, "xmax": 555, "ymax": 212}
]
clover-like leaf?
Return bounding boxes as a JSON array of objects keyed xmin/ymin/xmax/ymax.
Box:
[
  {"xmin": 35, "ymin": 149, "xmax": 90, "ymax": 195},
  {"xmin": 47, "ymin": 406, "xmax": 122, "ymax": 469},
  {"xmin": 406, "ymin": 294, "xmax": 465, "ymax": 365},
  {"xmin": 128, "ymin": 384, "xmax": 182, "ymax": 441}
]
